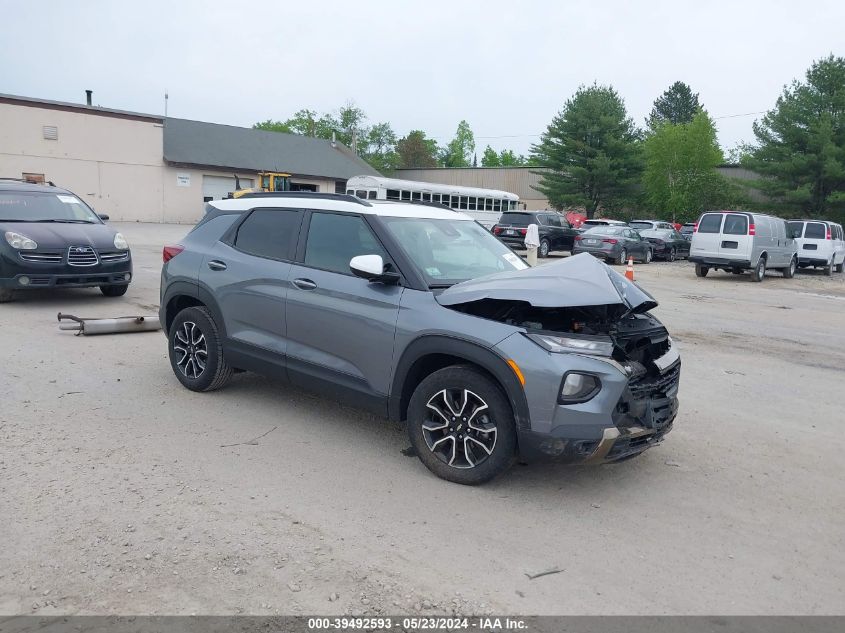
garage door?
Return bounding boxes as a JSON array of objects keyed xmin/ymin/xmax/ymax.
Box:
[{"xmin": 202, "ymin": 175, "xmax": 253, "ymax": 201}]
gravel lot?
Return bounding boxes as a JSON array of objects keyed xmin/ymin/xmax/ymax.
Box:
[{"xmin": 2, "ymin": 222, "xmax": 844, "ymax": 616}]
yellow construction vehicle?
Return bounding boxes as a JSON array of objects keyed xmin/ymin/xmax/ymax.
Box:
[{"xmin": 231, "ymin": 172, "xmax": 291, "ymax": 198}]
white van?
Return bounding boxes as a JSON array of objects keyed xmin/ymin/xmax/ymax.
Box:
[
  {"xmin": 689, "ymin": 211, "xmax": 798, "ymax": 282},
  {"xmin": 786, "ymin": 219, "xmax": 845, "ymax": 275}
]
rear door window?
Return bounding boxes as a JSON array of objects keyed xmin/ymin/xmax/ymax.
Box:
[
  {"xmin": 805, "ymin": 222, "xmax": 826, "ymax": 239},
  {"xmin": 234, "ymin": 208, "xmax": 303, "ymax": 260},
  {"xmin": 723, "ymin": 214, "xmax": 748, "ymax": 235},
  {"xmin": 697, "ymin": 214, "xmax": 723, "ymax": 234},
  {"xmin": 787, "ymin": 221, "xmax": 804, "ymax": 238}
]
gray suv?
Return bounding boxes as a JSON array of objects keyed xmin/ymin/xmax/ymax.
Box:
[{"xmin": 160, "ymin": 193, "xmax": 680, "ymax": 484}]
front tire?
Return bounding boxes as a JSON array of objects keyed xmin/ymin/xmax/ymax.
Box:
[
  {"xmin": 538, "ymin": 239, "xmax": 550, "ymax": 258},
  {"xmin": 168, "ymin": 306, "xmax": 232, "ymax": 392},
  {"xmin": 643, "ymin": 248, "xmax": 653, "ymax": 264},
  {"xmin": 0, "ymin": 288, "xmax": 14, "ymax": 303},
  {"xmin": 783, "ymin": 256, "xmax": 797, "ymax": 279},
  {"xmin": 100, "ymin": 284, "xmax": 129, "ymax": 297},
  {"xmin": 667, "ymin": 248, "xmax": 676, "ymax": 262},
  {"xmin": 616, "ymin": 249, "xmax": 627, "ymax": 266},
  {"xmin": 407, "ymin": 366, "xmax": 516, "ymax": 485}
]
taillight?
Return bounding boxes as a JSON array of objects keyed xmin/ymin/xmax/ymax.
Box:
[
  {"xmin": 749, "ymin": 223, "xmax": 756, "ymax": 236},
  {"xmin": 163, "ymin": 244, "xmax": 184, "ymax": 263},
  {"xmin": 574, "ymin": 235, "xmax": 582, "ymax": 241},
  {"xmin": 693, "ymin": 223, "xmax": 698, "ymax": 233},
  {"xmin": 519, "ymin": 228, "xmax": 527, "ymax": 235},
  {"xmin": 602, "ymin": 239, "xmax": 618, "ymax": 244},
  {"xmin": 492, "ymin": 226, "xmax": 501, "ymax": 235},
  {"xmin": 827, "ymin": 229, "xmax": 832, "ymax": 240}
]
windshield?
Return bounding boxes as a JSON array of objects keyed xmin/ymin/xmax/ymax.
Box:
[
  {"xmin": 584, "ymin": 226, "xmax": 625, "ymax": 235},
  {"xmin": 381, "ymin": 217, "xmax": 528, "ymax": 287},
  {"xmin": 0, "ymin": 192, "xmax": 100, "ymax": 223}
]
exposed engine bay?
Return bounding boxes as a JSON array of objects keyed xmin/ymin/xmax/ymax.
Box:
[{"xmin": 446, "ymin": 298, "xmax": 670, "ymax": 368}]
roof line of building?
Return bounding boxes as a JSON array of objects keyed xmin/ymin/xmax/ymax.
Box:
[{"xmin": 0, "ymin": 93, "xmax": 163, "ymax": 124}]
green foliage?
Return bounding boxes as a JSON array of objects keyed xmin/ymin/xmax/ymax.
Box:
[
  {"xmin": 481, "ymin": 145, "xmax": 500, "ymax": 166},
  {"xmin": 643, "ymin": 110, "xmax": 737, "ymax": 222},
  {"xmin": 481, "ymin": 146, "xmax": 530, "ymax": 167},
  {"xmin": 253, "ymin": 119, "xmax": 293, "ymax": 134},
  {"xmin": 396, "ymin": 130, "xmax": 440, "ymax": 168},
  {"xmin": 745, "ymin": 55, "xmax": 845, "ymax": 217},
  {"xmin": 442, "ymin": 120, "xmax": 476, "ymax": 167},
  {"xmin": 362, "ymin": 122, "xmax": 399, "ymax": 172},
  {"xmin": 647, "ymin": 81, "xmax": 701, "ymax": 130},
  {"xmin": 531, "ymin": 84, "xmax": 642, "ymax": 217}
]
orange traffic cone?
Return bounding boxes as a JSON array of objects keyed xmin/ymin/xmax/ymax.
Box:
[{"xmin": 625, "ymin": 257, "xmax": 635, "ymax": 281}]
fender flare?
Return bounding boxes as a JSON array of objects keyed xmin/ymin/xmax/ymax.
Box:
[
  {"xmin": 161, "ymin": 280, "xmax": 227, "ymax": 339},
  {"xmin": 388, "ymin": 335, "xmax": 531, "ymax": 430}
]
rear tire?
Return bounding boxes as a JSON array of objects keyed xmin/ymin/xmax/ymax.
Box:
[
  {"xmin": 752, "ymin": 256, "xmax": 766, "ymax": 282},
  {"xmin": 783, "ymin": 256, "xmax": 797, "ymax": 279},
  {"xmin": 695, "ymin": 264, "xmax": 709, "ymax": 278},
  {"xmin": 824, "ymin": 257, "xmax": 833, "ymax": 276},
  {"xmin": 407, "ymin": 366, "xmax": 516, "ymax": 485},
  {"xmin": 100, "ymin": 284, "xmax": 129, "ymax": 297},
  {"xmin": 836, "ymin": 260, "xmax": 844, "ymax": 273},
  {"xmin": 168, "ymin": 306, "xmax": 232, "ymax": 392},
  {"xmin": 667, "ymin": 248, "xmax": 676, "ymax": 262},
  {"xmin": 616, "ymin": 249, "xmax": 627, "ymax": 266},
  {"xmin": 643, "ymin": 249, "xmax": 653, "ymax": 264},
  {"xmin": 538, "ymin": 239, "xmax": 550, "ymax": 258},
  {"xmin": 0, "ymin": 288, "xmax": 14, "ymax": 303}
]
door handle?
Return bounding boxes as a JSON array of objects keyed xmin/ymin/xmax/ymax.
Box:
[
  {"xmin": 207, "ymin": 260, "xmax": 227, "ymax": 271},
  {"xmin": 292, "ymin": 278, "xmax": 317, "ymax": 290}
]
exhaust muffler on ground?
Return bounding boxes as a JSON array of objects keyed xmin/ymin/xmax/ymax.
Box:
[{"xmin": 57, "ymin": 312, "xmax": 162, "ymax": 335}]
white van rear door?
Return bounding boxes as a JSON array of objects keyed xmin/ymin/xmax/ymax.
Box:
[
  {"xmin": 803, "ymin": 221, "xmax": 831, "ymax": 260},
  {"xmin": 691, "ymin": 212, "xmax": 723, "ymax": 258},
  {"xmin": 719, "ymin": 213, "xmax": 752, "ymax": 260}
]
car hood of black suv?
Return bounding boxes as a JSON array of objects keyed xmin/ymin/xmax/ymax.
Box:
[
  {"xmin": 0, "ymin": 221, "xmax": 119, "ymax": 250},
  {"xmin": 436, "ymin": 252, "xmax": 658, "ymax": 315}
]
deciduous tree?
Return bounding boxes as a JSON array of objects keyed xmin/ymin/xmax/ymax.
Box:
[{"xmin": 396, "ymin": 130, "xmax": 439, "ymax": 168}]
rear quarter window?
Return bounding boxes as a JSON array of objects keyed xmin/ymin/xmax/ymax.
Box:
[
  {"xmin": 697, "ymin": 214, "xmax": 723, "ymax": 234},
  {"xmin": 805, "ymin": 222, "xmax": 826, "ymax": 239}
]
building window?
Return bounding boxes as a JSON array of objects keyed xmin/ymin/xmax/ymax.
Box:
[{"xmin": 42, "ymin": 126, "xmax": 58, "ymax": 140}]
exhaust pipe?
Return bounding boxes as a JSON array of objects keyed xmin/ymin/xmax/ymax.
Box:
[{"xmin": 58, "ymin": 312, "xmax": 161, "ymax": 335}]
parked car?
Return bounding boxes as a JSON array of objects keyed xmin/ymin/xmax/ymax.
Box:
[
  {"xmin": 786, "ymin": 219, "xmax": 845, "ymax": 275},
  {"xmin": 160, "ymin": 193, "xmax": 680, "ymax": 484},
  {"xmin": 572, "ymin": 225, "xmax": 653, "ymax": 265},
  {"xmin": 492, "ymin": 211, "xmax": 579, "ymax": 257},
  {"xmin": 638, "ymin": 228, "xmax": 690, "ymax": 261},
  {"xmin": 679, "ymin": 223, "xmax": 695, "ymax": 241},
  {"xmin": 0, "ymin": 179, "xmax": 132, "ymax": 302},
  {"xmin": 629, "ymin": 220, "xmax": 676, "ymax": 231},
  {"xmin": 580, "ymin": 218, "xmax": 628, "ymax": 230},
  {"xmin": 689, "ymin": 211, "xmax": 798, "ymax": 281}
]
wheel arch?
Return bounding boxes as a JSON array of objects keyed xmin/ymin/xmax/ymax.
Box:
[
  {"xmin": 162, "ymin": 281, "xmax": 227, "ymax": 338},
  {"xmin": 389, "ymin": 335, "xmax": 531, "ymax": 431}
]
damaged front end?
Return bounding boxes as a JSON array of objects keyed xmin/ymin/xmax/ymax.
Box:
[{"xmin": 437, "ymin": 253, "xmax": 680, "ymax": 463}]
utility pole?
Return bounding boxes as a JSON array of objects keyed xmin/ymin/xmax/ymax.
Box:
[{"xmin": 164, "ymin": 90, "xmax": 169, "ymax": 118}]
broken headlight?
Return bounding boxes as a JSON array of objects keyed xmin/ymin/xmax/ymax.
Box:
[
  {"xmin": 558, "ymin": 372, "xmax": 602, "ymax": 403},
  {"xmin": 526, "ymin": 333, "xmax": 613, "ymax": 356}
]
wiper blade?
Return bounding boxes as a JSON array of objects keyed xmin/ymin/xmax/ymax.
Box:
[{"xmin": 34, "ymin": 219, "xmax": 96, "ymax": 224}]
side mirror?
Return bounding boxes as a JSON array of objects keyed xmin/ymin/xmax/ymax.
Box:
[
  {"xmin": 350, "ymin": 254, "xmax": 400, "ymax": 284},
  {"xmin": 98, "ymin": 213, "xmax": 110, "ymax": 221}
]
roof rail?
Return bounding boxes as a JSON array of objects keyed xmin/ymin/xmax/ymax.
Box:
[{"xmin": 236, "ymin": 191, "xmax": 372, "ymax": 206}]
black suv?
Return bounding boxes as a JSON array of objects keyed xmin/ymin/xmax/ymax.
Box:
[
  {"xmin": 0, "ymin": 179, "xmax": 132, "ymax": 302},
  {"xmin": 492, "ymin": 211, "xmax": 579, "ymax": 257}
]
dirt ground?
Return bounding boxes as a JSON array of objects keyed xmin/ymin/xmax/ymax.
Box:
[{"xmin": 1, "ymin": 222, "xmax": 844, "ymax": 616}]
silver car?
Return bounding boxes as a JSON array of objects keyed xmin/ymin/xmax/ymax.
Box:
[{"xmin": 160, "ymin": 193, "xmax": 680, "ymax": 484}]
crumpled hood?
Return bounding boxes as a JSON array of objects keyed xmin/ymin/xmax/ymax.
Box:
[
  {"xmin": 436, "ymin": 252, "xmax": 658, "ymax": 313},
  {"xmin": 0, "ymin": 221, "xmax": 118, "ymax": 249}
]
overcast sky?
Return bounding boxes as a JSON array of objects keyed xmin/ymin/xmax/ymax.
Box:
[{"xmin": 2, "ymin": 0, "xmax": 842, "ymax": 157}]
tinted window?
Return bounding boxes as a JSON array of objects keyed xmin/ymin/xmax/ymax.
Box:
[
  {"xmin": 787, "ymin": 221, "xmax": 804, "ymax": 238},
  {"xmin": 805, "ymin": 222, "xmax": 826, "ymax": 239},
  {"xmin": 546, "ymin": 214, "xmax": 562, "ymax": 227},
  {"xmin": 723, "ymin": 214, "xmax": 748, "ymax": 235},
  {"xmin": 629, "ymin": 221, "xmax": 653, "ymax": 230},
  {"xmin": 304, "ymin": 212, "xmax": 388, "ymax": 275},
  {"xmin": 401, "ymin": 191, "xmax": 411, "ymax": 201},
  {"xmin": 386, "ymin": 189, "xmax": 400, "ymax": 200},
  {"xmin": 698, "ymin": 214, "xmax": 723, "ymax": 234},
  {"xmin": 412, "ymin": 192, "xmax": 421, "ymax": 201},
  {"xmin": 422, "ymin": 193, "xmax": 431, "ymax": 202},
  {"xmin": 235, "ymin": 208, "xmax": 302, "ymax": 260},
  {"xmin": 367, "ymin": 191, "xmax": 377, "ymax": 199},
  {"xmin": 499, "ymin": 212, "xmax": 533, "ymax": 226}
]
